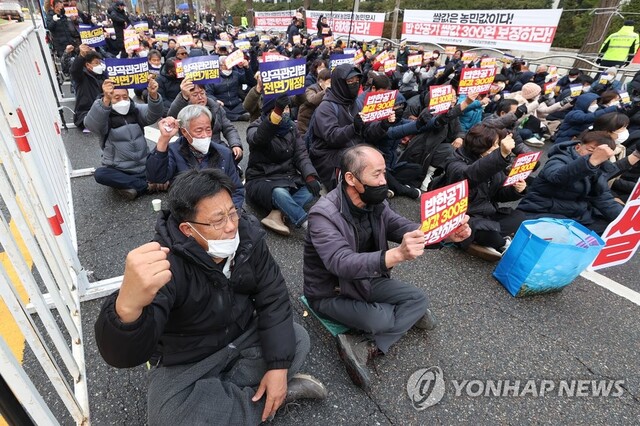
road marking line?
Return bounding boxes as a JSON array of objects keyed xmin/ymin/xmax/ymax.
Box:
[
  {"xmin": 0, "ymin": 219, "xmax": 32, "ymax": 363},
  {"xmin": 580, "ymin": 270, "xmax": 640, "ymax": 306}
]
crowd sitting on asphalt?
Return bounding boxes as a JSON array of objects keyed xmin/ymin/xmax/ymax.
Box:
[{"xmin": 47, "ymin": 5, "xmax": 640, "ymax": 423}]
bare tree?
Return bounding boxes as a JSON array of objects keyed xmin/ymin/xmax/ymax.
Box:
[
  {"xmin": 216, "ymin": 0, "xmax": 223, "ymax": 24},
  {"xmin": 187, "ymin": 0, "xmax": 194, "ymax": 20},
  {"xmin": 574, "ymin": 0, "xmax": 621, "ymax": 69}
]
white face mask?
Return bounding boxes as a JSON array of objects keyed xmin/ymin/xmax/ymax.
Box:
[
  {"xmin": 610, "ymin": 101, "xmax": 620, "ymax": 107},
  {"xmin": 568, "ymin": 77, "xmax": 577, "ymax": 82},
  {"xmin": 615, "ymin": 129, "xmax": 629, "ymax": 144},
  {"xmin": 189, "ymin": 224, "xmax": 240, "ymax": 259},
  {"xmin": 583, "ymin": 86, "xmax": 591, "ymax": 93},
  {"xmin": 139, "ymin": 50, "xmax": 149, "ymax": 57},
  {"xmin": 185, "ymin": 129, "xmax": 210, "ymax": 154},
  {"xmin": 111, "ymin": 100, "xmax": 130, "ymax": 115},
  {"xmin": 92, "ymin": 63, "xmax": 105, "ymax": 75},
  {"xmin": 588, "ymin": 104, "xmax": 599, "ymax": 113},
  {"xmin": 221, "ymin": 69, "xmax": 233, "ymax": 77}
]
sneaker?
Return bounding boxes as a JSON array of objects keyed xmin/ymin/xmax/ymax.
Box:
[
  {"xmin": 524, "ymin": 136, "xmax": 545, "ymax": 148},
  {"xmin": 387, "ymin": 189, "xmax": 395, "ymax": 199},
  {"xmin": 285, "ymin": 373, "xmax": 328, "ymax": 403},
  {"xmin": 237, "ymin": 112, "xmax": 250, "ymax": 121},
  {"xmin": 336, "ymin": 334, "xmax": 379, "ymax": 390},
  {"xmin": 466, "ymin": 243, "xmax": 503, "ymax": 262},
  {"xmin": 404, "ymin": 185, "xmax": 421, "ymax": 199},
  {"xmin": 413, "ymin": 308, "xmax": 438, "ymax": 330},
  {"xmin": 116, "ymin": 188, "xmax": 137, "ymax": 201},
  {"xmin": 82, "ymin": 128, "xmax": 91, "ymax": 134},
  {"xmin": 299, "ymin": 220, "xmax": 308, "ymax": 231}
]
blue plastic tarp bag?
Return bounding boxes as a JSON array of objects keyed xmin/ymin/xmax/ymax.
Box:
[{"xmin": 493, "ymin": 218, "xmax": 605, "ymax": 297}]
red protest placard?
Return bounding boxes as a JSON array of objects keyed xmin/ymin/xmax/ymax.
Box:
[
  {"xmin": 324, "ymin": 36, "xmax": 334, "ymax": 47},
  {"xmin": 590, "ymin": 179, "xmax": 640, "ymax": 270},
  {"xmin": 354, "ymin": 49, "xmax": 365, "ymax": 65},
  {"xmin": 458, "ymin": 67, "xmax": 497, "ymax": 95},
  {"xmin": 384, "ymin": 59, "xmax": 397, "ymax": 73},
  {"xmin": 503, "ymin": 152, "xmax": 542, "ymax": 187},
  {"xmin": 408, "ymin": 54, "xmax": 422, "ymax": 68},
  {"xmin": 544, "ymin": 80, "xmax": 557, "ymax": 95},
  {"xmin": 225, "ymin": 49, "xmax": 245, "ymax": 68},
  {"xmin": 421, "ymin": 180, "xmax": 469, "ymax": 245},
  {"xmin": 429, "ymin": 85, "xmax": 455, "ymax": 115},
  {"xmin": 262, "ymin": 52, "xmax": 289, "ymax": 63},
  {"xmin": 360, "ymin": 90, "xmax": 398, "ymax": 122}
]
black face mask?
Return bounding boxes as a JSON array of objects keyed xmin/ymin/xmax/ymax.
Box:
[
  {"xmin": 355, "ymin": 176, "xmax": 388, "ymax": 205},
  {"xmin": 347, "ymin": 82, "xmax": 360, "ymax": 99}
]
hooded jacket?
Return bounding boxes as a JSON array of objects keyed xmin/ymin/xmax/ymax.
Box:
[
  {"xmin": 156, "ymin": 68, "xmax": 183, "ymax": 114},
  {"xmin": 510, "ymin": 71, "xmax": 534, "ymax": 93},
  {"xmin": 517, "ymin": 141, "xmax": 623, "ymax": 228},
  {"xmin": 554, "ymin": 93, "xmax": 617, "ymax": 143},
  {"xmin": 599, "ymin": 24, "xmax": 640, "ymax": 62},
  {"xmin": 309, "ymin": 64, "xmax": 389, "ymax": 189},
  {"xmin": 94, "ymin": 212, "xmax": 296, "ymax": 370},
  {"xmin": 444, "ymin": 147, "xmax": 523, "ymax": 236},
  {"xmin": 245, "ymin": 114, "xmax": 318, "ymax": 210},
  {"xmin": 84, "ymin": 95, "xmax": 163, "ymax": 173},
  {"xmin": 146, "ymin": 135, "xmax": 244, "ymax": 209},
  {"xmin": 303, "ymin": 183, "xmax": 417, "ymax": 302},
  {"xmin": 167, "ymin": 95, "xmax": 242, "ymax": 150}
]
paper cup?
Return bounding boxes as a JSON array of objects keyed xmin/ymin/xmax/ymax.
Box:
[{"xmin": 152, "ymin": 199, "xmax": 162, "ymax": 212}]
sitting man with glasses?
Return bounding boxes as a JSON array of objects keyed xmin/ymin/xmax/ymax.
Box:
[
  {"xmin": 95, "ymin": 168, "xmax": 327, "ymax": 424},
  {"xmin": 146, "ymin": 104, "xmax": 245, "ymax": 210},
  {"xmin": 167, "ymin": 78, "xmax": 244, "ymax": 166}
]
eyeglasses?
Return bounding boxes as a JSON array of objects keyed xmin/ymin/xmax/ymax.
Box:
[
  {"xmin": 190, "ymin": 91, "xmax": 207, "ymax": 99},
  {"xmin": 189, "ymin": 209, "xmax": 239, "ymax": 230}
]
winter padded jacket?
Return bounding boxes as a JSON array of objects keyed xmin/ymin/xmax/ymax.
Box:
[
  {"xmin": 84, "ymin": 95, "xmax": 163, "ymax": 173},
  {"xmin": 95, "ymin": 213, "xmax": 296, "ymax": 369}
]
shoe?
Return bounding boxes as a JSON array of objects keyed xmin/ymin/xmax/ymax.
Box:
[
  {"xmin": 387, "ymin": 189, "xmax": 395, "ymax": 199},
  {"xmin": 336, "ymin": 334, "xmax": 379, "ymax": 390},
  {"xmin": 499, "ymin": 236, "xmax": 512, "ymax": 254},
  {"xmin": 524, "ymin": 136, "xmax": 545, "ymax": 148},
  {"xmin": 413, "ymin": 308, "xmax": 438, "ymax": 330},
  {"xmin": 261, "ymin": 210, "xmax": 290, "ymax": 236},
  {"xmin": 285, "ymin": 373, "xmax": 328, "ymax": 403},
  {"xmin": 237, "ymin": 112, "xmax": 250, "ymax": 121},
  {"xmin": 82, "ymin": 128, "xmax": 91, "ymax": 134},
  {"xmin": 466, "ymin": 243, "xmax": 503, "ymax": 262},
  {"xmin": 147, "ymin": 181, "xmax": 170, "ymax": 192},
  {"xmin": 116, "ymin": 188, "xmax": 137, "ymax": 201},
  {"xmin": 299, "ymin": 220, "xmax": 308, "ymax": 231},
  {"xmin": 405, "ymin": 185, "xmax": 421, "ymax": 199}
]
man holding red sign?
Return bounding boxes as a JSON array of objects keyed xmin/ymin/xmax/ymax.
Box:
[{"xmin": 303, "ymin": 146, "xmax": 471, "ymax": 390}]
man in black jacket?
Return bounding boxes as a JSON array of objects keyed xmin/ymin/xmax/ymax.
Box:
[
  {"xmin": 46, "ymin": 0, "xmax": 74, "ymax": 57},
  {"xmin": 95, "ymin": 169, "xmax": 326, "ymax": 424},
  {"xmin": 107, "ymin": 0, "xmax": 130, "ymax": 58}
]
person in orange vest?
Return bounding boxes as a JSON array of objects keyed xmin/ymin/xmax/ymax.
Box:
[{"xmin": 598, "ymin": 20, "xmax": 640, "ymax": 67}]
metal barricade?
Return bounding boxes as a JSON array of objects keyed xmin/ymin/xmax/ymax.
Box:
[{"xmin": 0, "ymin": 24, "xmax": 90, "ymax": 425}]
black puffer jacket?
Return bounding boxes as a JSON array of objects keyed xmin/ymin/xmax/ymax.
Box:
[
  {"xmin": 444, "ymin": 146, "xmax": 523, "ymax": 237},
  {"xmin": 156, "ymin": 69, "xmax": 183, "ymax": 114},
  {"xmin": 70, "ymin": 54, "xmax": 107, "ymax": 127},
  {"xmin": 94, "ymin": 212, "xmax": 296, "ymax": 369},
  {"xmin": 246, "ymin": 116, "xmax": 318, "ymax": 210},
  {"xmin": 46, "ymin": 9, "xmax": 74, "ymax": 56},
  {"xmin": 309, "ymin": 64, "xmax": 389, "ymax": 189}
]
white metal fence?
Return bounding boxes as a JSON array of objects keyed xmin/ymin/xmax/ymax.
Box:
[{"xmin": 0, "ymin": 24, "xmax": 90, "ymax": 425}]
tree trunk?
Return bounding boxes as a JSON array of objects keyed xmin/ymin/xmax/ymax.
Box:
[
  {"xmin": 216, "ymin": 0, "xmax": 223, "ymax": 25},
  {"xmin": 247, "ymin": 0, "xmax": 254, "ymax": 28},
  {"xmin": 187, "ymin": 0, "xmax": 194, "ymax": 21},
  {"xmin": 574, "ymin": 0, "xmax": 621, "ymax": 69}
]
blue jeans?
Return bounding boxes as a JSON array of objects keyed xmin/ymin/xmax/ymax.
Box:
[{"xmin": 271, "ymin": 186, "xmax": 313, "ymax": 227}]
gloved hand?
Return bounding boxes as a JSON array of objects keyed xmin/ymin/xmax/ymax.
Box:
[
  {"xmin": 559, "ymin": 96, "xmax": 573, "ymax": 106},
  {"xmin": 52, "ymin": 14, "xmax": 60, "ymax": 21},
  {"xmin": 434, "ymin": 113, "xmax": 449, "ymax": 127},
  {"xmin": 514, "ymin": 104, "xmax": 528, "ymax": 119},
  {"xmin": 353, "ymin": 112, "xmax": 365, "ymax": 134},
  {"xmin": 416, "ymin": 108, "xmax": 432, "ymax": 127},
  {"xmin": 306, "ymin": 176, "xmax": 322, "ymax": 196},
  {"xmin": 273, "ymin": 94, "xmax": 291, "ymax": 117}
]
